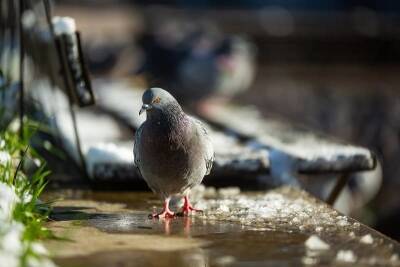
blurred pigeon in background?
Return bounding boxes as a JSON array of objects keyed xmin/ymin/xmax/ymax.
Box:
[
  {"xmin": 137, "ymin": 21, "xmax": 256, "ymax": 107},
  {"xmin": 134, "ymin": 87, "xmax": 214, "ymax": 218}
]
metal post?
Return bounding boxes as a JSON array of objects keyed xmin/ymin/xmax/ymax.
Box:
[
  {"xmin": 43, "ymin": 0, "xmax": 89, "ymax": 178},
  {"xmin": 326, "ymin": 173, "xmax": 351, "ymax": 206}
]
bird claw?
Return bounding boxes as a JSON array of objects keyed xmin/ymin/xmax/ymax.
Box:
[
  {"xmin": 177, "ymin": 205, "xmax": 203, "ymax": 217},
  {"xmin": 149, "ymin": 210, "xmax": 175, "ymax": 219}
]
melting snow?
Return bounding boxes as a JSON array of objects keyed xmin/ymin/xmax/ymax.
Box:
[
  {"xmin": 336, "ymin": 250, "xmax": 357, "ymax": 263},
  {"xmin": 0, "ymin": 222, "xmax": 24, "ymax": 267},
  {"xmin": 0, "ymin": 182, "xmax": 20, "ymax": 222},
  {"xmin": 217, "ymin": 187, "xmax": 241, "ymax": 198},
  {"xmin": 305, "ymin": 235, "xmax": 330, "ymax": 250},
  {"xmin": 0, "ymin": 151, "xmax": 11, "ymax": 165},
  {"xmin": 302, "ymin": 256, "xmax": 318, "ymax": 265},
  {"xmin": 390, "ymin": 254, "xmax": 399, "ymax": 263},
  {"xmin": 0, "ymin": 180, "xmax": 54, "ymax": 267},
  {"xmin": 86, "ymin": 143, "xmax": 133, "ymax": 177},
  {"xmin": 197, "ymin": 187, "xmax": 356, "ymax": 232},
  {"xmin": 360, "ymin": 234, "xmax": 374, "ymax": 244}
]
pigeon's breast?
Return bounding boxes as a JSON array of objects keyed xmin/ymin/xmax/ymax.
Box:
[{"xmin": 138, "ymin": 122, "xmax": 205, "ymax": 195}]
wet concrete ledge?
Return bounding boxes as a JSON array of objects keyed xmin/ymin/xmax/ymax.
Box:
[{"xmin": 44, "ymin": 187, "xmax": 400, "ymax": 267}]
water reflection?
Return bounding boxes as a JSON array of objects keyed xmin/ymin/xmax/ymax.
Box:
[{"xmin": 158, "ymin": 216, "xmax": 192, "ymax": 236}]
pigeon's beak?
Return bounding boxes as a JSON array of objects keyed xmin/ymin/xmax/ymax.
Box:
[{"xmin": 139, "ymin": 104, "xmax": 151, "ymax": 115}]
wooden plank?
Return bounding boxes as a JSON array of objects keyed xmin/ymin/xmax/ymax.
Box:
[
  {"xmin": 87, "ymin": 138, "xmax": 270, "ymax": 182},
  {"xmin": 201, "ymin": 104, "xmax": 376, "ymax": 173}
]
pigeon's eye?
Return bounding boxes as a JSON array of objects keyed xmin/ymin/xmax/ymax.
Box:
[{"xmin": 152, "ymin": 97, "xmax": 161, "ymax": 104}]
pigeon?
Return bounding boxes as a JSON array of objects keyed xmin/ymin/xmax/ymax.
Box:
[
  {"xmin": 137, "ymin": 21, "xmax": 256, "ymax": 106},
  {"xmin": 177, "ymin": 35, "xmax": 256, "ymax": 103},
  {"xmin": 134, "ymin": 88, "xmax": 214, "ymax": 218}
]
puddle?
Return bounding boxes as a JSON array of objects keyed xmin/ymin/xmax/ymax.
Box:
[{"xmin": 43, "ymin": 187, "xmax": 400, "ymax": 267}]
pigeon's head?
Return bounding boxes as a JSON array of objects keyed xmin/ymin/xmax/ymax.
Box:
[{"xmin": 139, "ymin": 87, "xmax": 181, "ymax": 115}]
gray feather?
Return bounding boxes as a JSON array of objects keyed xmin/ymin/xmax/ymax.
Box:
[
  {"xmin": 133, "ymin": 123, "xmax": 144, "ymax": 177},
  {"xmin": 190, "ymin": 116, "xmax": 214, "ymax": 175}
]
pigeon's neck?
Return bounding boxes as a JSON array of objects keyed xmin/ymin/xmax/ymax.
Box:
[{"xmin": 147, "ymin": 103, "xmax": 189, "ymax": 132}]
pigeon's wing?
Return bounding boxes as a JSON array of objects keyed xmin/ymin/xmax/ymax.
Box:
[
  {"xmin": 190, "ymin": 117, "xmax": 214, "ymax": 175},
  {"xmin": 133, "ymin": 124, "xmax": 144, "ymax": 177}
]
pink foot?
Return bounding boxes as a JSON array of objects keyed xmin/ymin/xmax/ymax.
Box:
[
  {"xmin": 150, "ymin": 209, "xmax": 175, "ymax": 219},
  {"xmin": 149, "ymin": 197, "xmax": 175, "ymax": 219},
  {"xmin": 178, "ymin": 196, "xmax": 203, "ymax": 216}
]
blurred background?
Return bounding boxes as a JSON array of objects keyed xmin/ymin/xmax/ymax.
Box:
[
  {"xmin": 2, "ymin": 0, "xmax": 400, "ymax": 240},
  {"xmin": 55, "ymin": 0, "xmax": 400, "ymax": 236}
]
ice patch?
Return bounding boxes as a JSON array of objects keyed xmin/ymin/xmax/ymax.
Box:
[
  {"xmin": 302, "ymin": 256, "xmax": 318, "ymax": 265},
  {"xmin": 390, "ymin": 254, "xmax": 399, "ymax": 263},
  {"xmin": 218, "ymin": 187, "xmax": 240, "ymax": 198},
  {"xmin": 336, "ymin": 250, "xmax": 357, "ymax": 263},
  {"xmin": 198, "ymin": 188, "xmax": 356, "ymax": 232},
  {"xmin": 315, "ymin": 226, "xmax": 323, "ymax": 233},
  {"xmin": 213, "ymin": 255, "xmax": 236, "ymax": 266},
  {"xmin": 305, "ymin": 235, "xmax": 330, "ymax": 250},
  {"xmin": 360, "ymin": 234, "xmax": 374, "ymax": 244}
]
